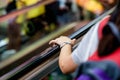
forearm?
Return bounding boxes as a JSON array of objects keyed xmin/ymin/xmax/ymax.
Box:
[
  {"xmin": 49, "ymin": 36, "xmax": 77, "ymax": 73},
  {"xmin": 59, "ymin": 44, "xmax": 78, "ymax": 74}
]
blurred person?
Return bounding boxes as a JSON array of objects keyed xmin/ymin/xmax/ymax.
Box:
[
  {"xmin": 76, "ymin": 0, "xmax": 117, "ymax": 14},
  {"xmin": 76, "ymin": 0, "xmax": 104, "ymax": 16},
  {"xmin": 75, "ymin": 0, "xmax": 117, "ymax": 20},
  {"xmin": 16, "ymin": 0, "xmax": 45, "ymax": 22},
  {"xmin": 5, "ymin": 0, "xmax": 46, "ymax": 36},
  {"xmin": 16, "ymin": 0, "xmax": 60, "ymax": 35},
  {"xmin": 16, "ymin": 0, "xmax": 46, "ymax": 36},
  {"xmin": 100, "ymin": 0, "xmax": 117, "ymax": 9},
  {"xmin": 58, "ymin": 0, "xmax": 67, "ymax": 10},
  {"xmin": 0, "ymin": 17, "xmax": 21, "ymax": 61},
  {"xmin": 76, "ymin": 4, "xmax": 120, "ymax": 78},
  {"xmin": 5, "ymin": 0, "xmax": 16, "ymax": 13},
  {"xmin": 7, "ymin": 17, "xmax": 21, "ymax": 51},
  {"xmin": 45, "ymin": 0, "xmax": 79, "ymax": 28},
  {"xmin": 57, "ymin": 0, "xmax": 73, "ymax": 26},
  {"xmin": 75, "ymin": 61, "xmax": 120, "ymax": 80},
  {"xmin": 49, "ymin": 0, "xmax": 120, "ymax": 74}
]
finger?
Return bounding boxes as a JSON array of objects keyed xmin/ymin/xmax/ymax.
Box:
[
  {"xmin": 71, "ymin": 39, "xmax": 76, "ymax": 45},
  {"xmin": 49, "ymin": 40, "xmax": 56, "ymax": 45},
  {"xmin": 72, "ymin": 39, "xmax": 76, "ymax": 42}
]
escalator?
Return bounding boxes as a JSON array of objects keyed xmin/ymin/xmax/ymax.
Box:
[{"xmin": 0, "ymin": 0, "xmax": 114, "ymax": 79}]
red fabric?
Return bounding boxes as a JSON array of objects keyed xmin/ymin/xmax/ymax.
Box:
[
  {"xmin": 89, "ymin": 15, "xmax": 120, "ymax": 66},
  {"xmin": 89, "ymin": 48, "xmax": 120, "ymax": 66},
  {"xmin": 98, "ymin": 15, "xmax": 110, "ymax": 39}
]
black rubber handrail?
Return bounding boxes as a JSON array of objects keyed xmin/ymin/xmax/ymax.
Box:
[
  {"xmin": 0, "ymin": 22, "xmax": 77, "ymax": 77},
  {"xmin": 4, "ymin": 7, "xmax": 115, "ymax": 79}
]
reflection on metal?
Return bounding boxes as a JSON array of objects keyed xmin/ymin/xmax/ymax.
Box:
[
  {"xmin": 0, "ymin": 7, "xmax": 115, "ymax": 79},
  {"xmin": 0, "ymin": 0, "xmax": 55, "ymax": 22}
]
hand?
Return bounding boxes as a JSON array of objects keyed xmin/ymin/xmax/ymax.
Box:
[{"xmin": 49, "ymin": 36, "xmax": 76, "ymax": 47}]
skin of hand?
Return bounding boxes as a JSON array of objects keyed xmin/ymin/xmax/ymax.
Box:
[
  {"xmin": 49, "ymin": 36, "xmax": 76, "ymax": 47},
  {"xmin": 49, "ymin": 36, "xmax": 78, "ymax": 74}
]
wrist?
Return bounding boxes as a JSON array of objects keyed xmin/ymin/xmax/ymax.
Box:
[{"xmin": 60, "ymin": 42, "xmax": 73, "ymax": 48}]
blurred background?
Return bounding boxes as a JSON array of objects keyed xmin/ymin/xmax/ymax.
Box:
[{"xmin": 0, "ymin": 0, "xmax": 115, "ymax": 80}]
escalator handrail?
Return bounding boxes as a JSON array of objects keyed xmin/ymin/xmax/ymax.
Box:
[
  {"xmin": 1, "ymin": 7, "xmax": 115, "ymax": 79},
  {"xmin": 0, "ymin": 22, "xmax": 78, "ymax": 77}
]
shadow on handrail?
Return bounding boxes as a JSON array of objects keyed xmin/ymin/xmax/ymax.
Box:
[{"xmin": 0, "ymin": 7, "xmax": 115, "ymax": 79}]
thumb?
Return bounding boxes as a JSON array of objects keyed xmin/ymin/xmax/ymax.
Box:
[{"xmin": 71, "ymin": 39, "xmax": 76, "ymax": 45}]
